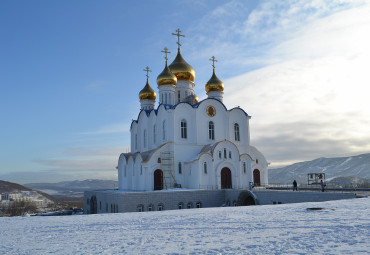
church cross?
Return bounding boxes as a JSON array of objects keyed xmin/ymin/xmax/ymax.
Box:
[
  {"xmin": 161, "ymin": 47, "xmax": 171, "ymax": 62},
  {"xmin": 209, "ymin": 56, "xmax": 217, "ymax": 70},
  {"xmin": 143, "ymin": 66, "xmax": 152, "ymax": 79},
  {"xmin": 172, "ymin": 28, "xmax": 185, "ymax": 49}
]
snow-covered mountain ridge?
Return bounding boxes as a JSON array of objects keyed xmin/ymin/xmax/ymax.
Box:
[{"xmin": 269, "ymin": 153, "xmax": 370, "ymax": 184}]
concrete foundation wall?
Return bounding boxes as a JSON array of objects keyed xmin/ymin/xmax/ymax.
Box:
[{"xmin": 84, "ymin": 189, "xmax": 356, "ymax": 214}]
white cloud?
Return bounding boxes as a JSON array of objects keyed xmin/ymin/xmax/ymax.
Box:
[{"xmin": 214, "ymin": 1, "xmax": 370, "ymax": 166}]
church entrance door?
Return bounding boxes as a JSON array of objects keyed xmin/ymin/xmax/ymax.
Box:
[
  {"xmin": 253, "ymin": 169, "xmax": 261, "ymax": 186},
  {"xmin": 221, "ymin": 167, "xmax": 232, "ymax": 189},
  {"xmin": 154, "ymin": 169, "xmax": 163, "ymax": 190},
  {"xmin": 90, "ymin": 196, "xmax": 97, "ymax": 214}
]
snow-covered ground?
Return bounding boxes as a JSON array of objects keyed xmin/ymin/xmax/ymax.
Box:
[{"xmin": 0, "ymin": 197, "xmax": 369, "ymax": 254}]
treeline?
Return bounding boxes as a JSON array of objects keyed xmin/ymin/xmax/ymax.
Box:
[{"xmin": 0, "ymin": 200, "xmax": 37, "ymax": 217}]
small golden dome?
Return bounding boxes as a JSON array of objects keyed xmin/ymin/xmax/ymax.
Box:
[
  {"xmin": 157, "ymin": 62, "xmax": 177, "ymax": 86},
  {"xmin": 139, "ymin": 79, "xmax": 157, "ymax": 101},
  {"xmin": 169, "ymin": 49, "xmax": 195, "ymax": 82},
  {"xmin": 205, "ymin": 69, "xmax": 224, "ymax": 93},
  {"xmin": 194, "ymin": 95, "xmax": 199, "ymax": 104}
]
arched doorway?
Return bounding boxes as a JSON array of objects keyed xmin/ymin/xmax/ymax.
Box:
[
  {"xmin": 221, "ymin": 167, "xmax": 232, "ymax": 189},
  {"xmin": 253, "ymin": 169, "xmax": 261, "ymax": 186},
  {"xmin": 90, "ymin": 196, "xmax": 97, "ymax": 214},
  {"xmin": 237, "ymin": 191, "xmax": 256, "ymax": 206},
  {"xmin": 154, "ymin": 169, "xmax": 163, "ymax": 190}
]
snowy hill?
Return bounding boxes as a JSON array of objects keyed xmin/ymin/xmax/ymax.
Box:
[
  {"xmin": 269, "ymin": 153, "xmax": 370, "ymax": 185},
  {"xmin": 0, "ymin": 197, "xmax": 368, "ymax": 254}
]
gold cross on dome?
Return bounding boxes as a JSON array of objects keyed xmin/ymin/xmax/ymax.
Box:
[
  {"xmin": 161, "ymin": 47, "xmax": 171, "ymax": 61},
  {"xmin": 209, "ymin": 56, "xmax": 217, "ymax": 70},
  {"xmin": 172, "ymin": 28, "xmax": 185, "ymax": 48},
  {"xmin": 143, "ymin": 66, "xmax": 151, "ymax": 79}
]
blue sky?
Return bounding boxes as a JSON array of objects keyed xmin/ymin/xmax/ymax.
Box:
[{"xmin": 1, "ymin": 0, "xmax": 369, "ymax": 183}]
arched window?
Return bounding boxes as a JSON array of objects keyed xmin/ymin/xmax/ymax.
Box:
[
  {"xmin": 143, "ymin": 130, "xmax": 147, "ymax": 148},
  {"xmin": 224, "ymin": 148, "xmax": 227, "ymax": 159},
  {"xmin": 178, "ymin": 91, "xmax": 181, "ymax": 103},
  {"xmin": 234, "ymin": 123, "xmax": 240, "ymax": 141},
  {"xmin": 204, "ymin": 162, "xmax": 207, "ymax": 174},
  {"xmin": 181, "ymin": 119, "xmax": 187, "ymax": 139},
  {"xmin": 148, "ymin": 204, "xmax": 154, "ymax": 211},
  {"xmin": 169, "ymin": 94, "xmax": 171, "ymax": 104},
  {"xmin": 178, "ymin": 162, "xmax": 182, "ymax": 174},
  {"xmin": 208, "ymin": 121, "xmax": 215, "ymax": 140},
  {"xmin": 135, "ymin": 134, "xmax": 138, "ymax": 150},
  {"xmin": 162, "ymin": 120, "xmax": 166, "ymax": 140},
  {"xmin": 137, "ymin": 204, "xmax": 144, "ymax": 212},
  {"xmin": 140, "ymin": 165, "xmax": 143, "ymax": 175},
  {"xmin": 229, "ymin": 151, "xmax": 232, "ymax": 159},
  {"xmin": 218, "ymin": 151, "xmax": 222, "ymax": 159},
  {"xmin": 243, "ymin": 162, "xmax": 246, "ymax": 174},
  {"xmin": 153, "ymin": 125, "xmax": 156, "ymax": 145}
]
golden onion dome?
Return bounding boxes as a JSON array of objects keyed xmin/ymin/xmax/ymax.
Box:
[
  {"xmin": 157, "ymin": 62, "xmax": 177, "ymax": 86},
  {"xmin": 169, "ymin": 49, "xmax": 195, "ymax": 82},
  {"xmin": 139, "ymin": 79, "xmax": 157, "ymax": 101},
  {"xmin": 205, "ymin": 69, "xmax": 224, "ymax": 93},
  {"xmin": 194, "ymin": 95, "xmax": 199, "ymax": 104}
]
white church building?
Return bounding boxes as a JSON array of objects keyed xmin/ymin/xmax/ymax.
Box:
[{"xmin": 84, "ymin": 30, "xmax": 269, "ymax": 214}]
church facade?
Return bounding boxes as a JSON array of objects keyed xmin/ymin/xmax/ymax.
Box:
[
  {"xmin": 84, "ymin": 30, "xmax": 269, "ymax": 214},
  {"xmin": 118, "ymin": 30, "xmax": 268, "ymax": 192}
]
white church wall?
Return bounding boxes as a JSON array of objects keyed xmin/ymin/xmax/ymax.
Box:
[
  {"xmin": 198, "ymin": 154, "xmax": 214, "ymax": 189},
  {"xmin": 196, "ymin": 99, "xmax": 228, "ymax": 145},
  {"xmin": 228, "ymin": 108, "xmax": 250, "ymax": 153},
  {"xmin": 173, "ymin": 103, "xmax": 196, "ymax": 144}
]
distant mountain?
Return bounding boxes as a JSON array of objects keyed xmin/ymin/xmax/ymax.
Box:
[
  {"xmin": 24, "ymin": 179, "xmax": 118, "ymax": 198},
  {"xmin": 269, "ymin": 153, "xmax": 370, "ymax": 185},
  {"xmin": 0, "ymin": 180, "xmax": 57, "ymax": 203},
  {"xmin": 0, "ymin": 180, "xmax": 33, "ymax": 193}
]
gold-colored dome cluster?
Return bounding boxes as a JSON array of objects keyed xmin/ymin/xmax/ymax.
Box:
[
  {"xmin": 139, "ymin": 79, "xmax": 157, "ymax": 101},
  {"xmin": 205, "ymin": 69, "xmax": 224, "ymax": 93},
  {"xmin": 157, "ymin": 62, "xmax": 177, "ymax": 86},
  {"xmin": 169, "ymin": 49, "xmax": 195, "ymax": 82}
]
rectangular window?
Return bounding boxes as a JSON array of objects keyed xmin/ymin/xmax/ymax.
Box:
[
  {"xmin": 229, "ymin": 151, "xmax": 232, "ymax": 159},
  {"xmin": 178, "ymin": 162, "xmax": 182, "ymax": 174},
  {"xmin": 234, "ymin": 123, "xmax": 240, "ymax": 141},
  {"xmin": 143, "ymin": 130, "xmax": 147, "ymax": 148},
  {"xmin": 153, "ymin": 125, "xmax": 156, "ymax": 145},
  {"xmin": 181, "ymin": 120, "xmax": 187, "ymax": 139},
  {"xmin": 163, "ymin": 120, "xmax": 166, "ymax": 140},
  {"xmin": 224, "ymin": 148, "xmax": 227, "ymax": 159},
  {"xmin": 209, "ymin": 121, "xmax": 215, "ymax": 140}
]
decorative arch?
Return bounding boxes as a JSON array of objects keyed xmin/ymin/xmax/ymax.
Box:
[
  {"xmin": 90, "ymin": 196, "xmax": 97, "ymax": 214},
  {"xmin": 154, "ymin": 169, "xmax": 163, "ymax": 190},
  {"xmin": 253, "ymin": 169, "xmax": 261, "ymax": 186},
  {"xmin": 221, "ymin": 167, "xmax": 232, "ymax": 189}
]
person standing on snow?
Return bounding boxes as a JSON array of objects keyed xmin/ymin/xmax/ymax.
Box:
[
  {"xmin": 293, "ymin": 180, "xmax": 298, "ymax": 191},
  {"xmin": 320, "ymin": 179, "xmax": 326, "ymax": 192}
]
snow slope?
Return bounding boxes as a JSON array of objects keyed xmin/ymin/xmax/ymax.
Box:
[
  {"xmin": 269, "ymin": 153, "xmax": 370, "ymax": 184},
  {"xmin": 0, "ymin": 197, "xmax": 369, "ymax": 254}
]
